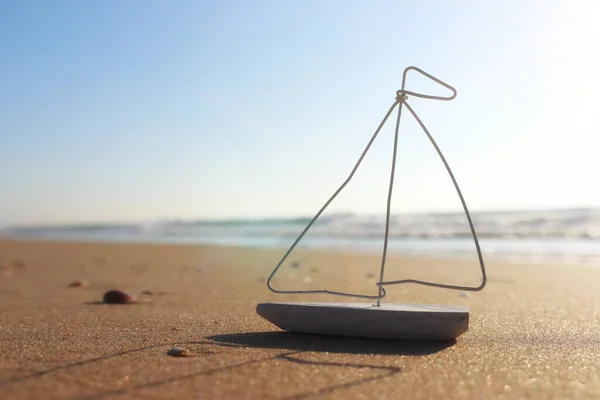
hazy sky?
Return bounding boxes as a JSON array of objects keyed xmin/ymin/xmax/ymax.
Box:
[{"xmin": 1, "ymin": 0, "xmax": 599, "ymax": 225}]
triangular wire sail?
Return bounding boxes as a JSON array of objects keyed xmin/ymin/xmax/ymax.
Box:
[{"xmin": 266, "ymin": 66, "xmax": 487, "ymax": 305}]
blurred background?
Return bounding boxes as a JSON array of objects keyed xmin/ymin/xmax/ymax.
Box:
[{"xmin": 1, "ymin": 0, "xmax": 599, "ymax": 266}]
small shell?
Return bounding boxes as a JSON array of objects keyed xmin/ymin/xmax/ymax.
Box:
[
  {"xmin": 103, "ymin": 290, "xmax": 135, "ymax": 304},
  {"xmin": 167, "ymin": 347, "xmax": 192, "ymax": 357},
  {"xmin": 68, "ymin": 280, "xmax": 90, "ymax": 288}
]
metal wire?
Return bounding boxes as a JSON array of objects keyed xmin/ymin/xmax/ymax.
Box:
[
  {"xmin": 377, "ymin": 93, "xmax": 404, "ymax": 305},
  {"xmin": 266, "ymin": 66, "xmax": 487, "ymax": 304}
]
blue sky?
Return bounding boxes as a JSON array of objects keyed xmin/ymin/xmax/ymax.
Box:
[{"xmin": 1, "ymin": 0, "xmax": 599, "ymax": 225}]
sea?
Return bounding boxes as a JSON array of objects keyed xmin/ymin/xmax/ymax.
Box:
[{"xmin": 3, "ymin": 208, "xmax": 600, "ymax": 268}]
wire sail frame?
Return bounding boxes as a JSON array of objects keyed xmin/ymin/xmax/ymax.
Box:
[{"xmin": 266, "ymin": 66, "xmax": 487, "ymax": 306}]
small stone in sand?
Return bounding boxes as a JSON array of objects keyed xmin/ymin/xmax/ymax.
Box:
[
  {"xmin": 141, "ymin": 290, "xmax": 154, "ymax": 295},
  {"xmin": 310, "ymin": 267, "xmax": 319, "ymax": 273},
  {"xmin": 167, "ymin": 347, "xmax": 192, "ymax": 357},
  {"xmin": 103, "ymin": 290, "xmax": 135, "ymax": 304},
  {"xmin": 12, "ymin": 260, "xmax": 26, "ymax": 268},
  {"xmin": 291, "ymin": 261, "xmax": 300, "ymax": 269},
  {"xmin": 68, "ymin": 280, "xmax": 90, "ymax": 288},
  {"xmin": 459, "ymin": 292, "xmax": 471, "ymax": 298},
  {"xmin": 366, "ymin": 272, "xmax": 375, "ymax": 279}
]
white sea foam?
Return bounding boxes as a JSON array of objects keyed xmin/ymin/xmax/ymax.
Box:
[{"xmin": 146, "ymin": 208, "xmax": 600, "ymax": 240}]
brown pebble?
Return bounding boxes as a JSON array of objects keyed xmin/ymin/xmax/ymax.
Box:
[
  {"xmin": 310, "ymin": 267, "xmax": 319, "ymax": 273},
  {"xmin": 366, "ymin": 272, "xmax": 375, "ymax": 279},
  {"xmin": 291, "ymin": 261, "xmax": 300, "ymax": 269},
  {"xmin": 103, "ymin": 290, "xmax": 135, "ymax": 304},
  {"xmin": 12, "ymin": 260, "xmax": 26, "ymax": 268},
  {"xmin": 167, "ymin": 347, "xmax": 192, "ymax": 357},
  {"xmin": 141, "ymin": 290, "xmax": 154, "ymax": 296}
]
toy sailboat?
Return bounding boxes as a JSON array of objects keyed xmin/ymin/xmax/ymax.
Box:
[{"xmin": 256, "ymin": 66, "xmax": 487, "ymax": 341}]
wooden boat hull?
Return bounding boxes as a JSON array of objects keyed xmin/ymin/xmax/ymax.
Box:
[{"xmin": 256, "ymin": 302, "xmax": 469, "ymax": 341}]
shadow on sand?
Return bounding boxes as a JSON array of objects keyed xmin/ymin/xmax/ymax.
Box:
[
  {"xmin": 1, "ymin": 331, "xmax": 455, "ymax": 400},
  {"xmin": 207, "ymin": 330, "xmax": 455, "ymax": 356}
]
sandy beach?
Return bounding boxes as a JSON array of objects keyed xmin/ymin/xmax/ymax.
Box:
[{"xmin": 0, "ymin": 239, "xmax": 599, "ymax": 399}]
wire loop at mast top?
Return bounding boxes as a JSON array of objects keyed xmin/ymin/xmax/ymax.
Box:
[{"xmin": 398, "ymin": 66, "xmax": 457, "ymax": 101}]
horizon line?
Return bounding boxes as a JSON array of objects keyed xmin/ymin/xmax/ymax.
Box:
[{"xmin": 3, "ymin": 206, "xmax": 598, "ymax": 230}]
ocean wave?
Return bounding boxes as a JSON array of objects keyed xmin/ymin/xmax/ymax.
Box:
[{"xmin": 5, "ymin": 208, "xmax": 600, "ymax": 240}]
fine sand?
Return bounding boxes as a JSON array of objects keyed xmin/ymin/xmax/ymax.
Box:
[{"xmin": 0, "ymin": 239, "xmax": 599, "ymax": 399}]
